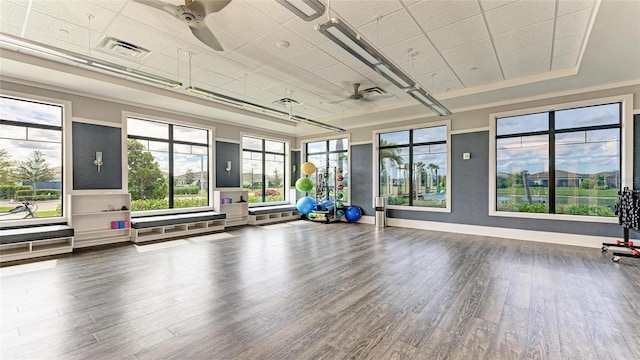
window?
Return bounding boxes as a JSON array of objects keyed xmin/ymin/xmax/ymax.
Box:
[
  {"xmin": 378, "ymin": 124, "xmax": 448, "ymax": 208},
  {"xmin": 242, "ymin": 136, "xmax": 286, "ymax": 203},
  {"xmin": 305, "ymin": 138, "xmax": 349, "ymax": 202},
  {"xmin": 127, "ymin": 117, "xmax": 209, "ymax": 211},
  {"xmin": 0, "ymin": 96, "xmax": 64, "ymax": 222},
  {"xmin": 495, "ymin": 102, "xmax": 621, "ymax": 217}
]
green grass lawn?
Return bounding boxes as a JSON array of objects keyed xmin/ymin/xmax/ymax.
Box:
[
  {"xmin": 0, "ymin": 206, "xmax": 59, "ymax": 218},
  {"xmin": 497, "ymin": 187, "xmax": 618, "ymax": 197}
]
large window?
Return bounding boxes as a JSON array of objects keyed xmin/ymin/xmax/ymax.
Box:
[
  {"xmin": 0, "ymin": 96, "xmax": 64, "ymax": 222},
  {"xmin": 378, "ymin": 124, "xmax": 448, "ymax": 208},
  {"xmin": 243, "ymin": 136, "xmax": 286, "ymax": 203},
  {"xmin": 495, "ymin": 102, "xmax": 621, "ymax": 217},
  {"xmin": 305, "ymin": 138, "xmax": 349, "ymax": 202},
  {"xmin": 127, "ymin": 117, "xmax": 209, "ymax": 211}
]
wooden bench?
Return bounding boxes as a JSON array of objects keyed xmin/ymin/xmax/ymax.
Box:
[
  {"xmin": 248, "ymin": 205, "xmax": 300, "ymax": 225},
  {"xmin": 0, "ymin": 224, "xmax": 74, "ymax": 263},
  {"xmin": 130, "ymin": 211, "xmax": 226, "ymax": 243}
]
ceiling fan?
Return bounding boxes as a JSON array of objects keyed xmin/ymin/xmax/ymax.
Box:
[
  {"xmin": 331, "ymin": 83, "xmax": 387, "ymax": 103},
  {"xmin": 132, "ymin": 0, "xmax": 231, "ymax": 51}
]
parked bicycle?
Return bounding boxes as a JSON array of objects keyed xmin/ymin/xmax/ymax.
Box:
[{"xmin": 0, "ymin": 200, "xmax": 38, "ymax": 218}]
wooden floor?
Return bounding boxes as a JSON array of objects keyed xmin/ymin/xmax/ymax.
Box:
[{"xmin": 1, "ymin": 222, "xmax": 640, "ymax": 359}]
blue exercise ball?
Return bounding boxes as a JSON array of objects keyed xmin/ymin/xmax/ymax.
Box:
[
  {"xmin": 336, "ymin": 209, "xmax": 345, "ymax": 217},
  {"xmin": 345, "ymin": 206, "xmax": 362, "ymax": 222},
  {"xmin": 296, "ymin": 196, "xmax": 316, "ymax": 215}
]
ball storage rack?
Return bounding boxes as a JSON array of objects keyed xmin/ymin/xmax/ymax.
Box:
[{"xmin": 602, "ymin": 187, "xmax": 640, "ymax": 262}]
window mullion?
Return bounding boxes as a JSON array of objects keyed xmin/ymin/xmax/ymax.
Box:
[
  {"xmin": 548, "ymin": 112, "xmax": 556, "ymax": 214},
  {"xmin": 409, "ymin": 130, "xmax": 414, "ymax": 206},
  {"xmin": 168, "ymin": 125, "xmax": 174, "ymax": 209}
]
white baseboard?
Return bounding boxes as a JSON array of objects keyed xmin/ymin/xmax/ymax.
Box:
[
  {"xmin": 385, "ymin": 218, "xmax": 618, "ymax": 248},
  {"xmin": 358, "ymin": 215, "xmax": 375, "ymax": 224}
]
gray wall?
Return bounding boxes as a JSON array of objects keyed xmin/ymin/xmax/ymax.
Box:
[
  {"xmin": 381, "ymin": 131, "xmax": 634, "ymax": 239},
  {"xmin": 72, "ymin": 122, "xmax": 122, "ymax": 190},
  {"xmin": 350, "ymin": 143, "xmax": 374, "ymax": 216},
  {"xmin": 291, "ymin": 150, "xmax": 300, "ymax": 187},
  {"xmin": 635, "ymin": 114, "xmax": 639, "ymax": 190},
  {"xmin": 215, "ymin": 141, "xmax": 240, "ymax": 188}
]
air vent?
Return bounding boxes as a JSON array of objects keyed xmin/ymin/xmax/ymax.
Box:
[
  {"xmin": 272, "ymin": 98, "xmax": 301, "ymax": 106},
  {"xmin": 363, "ymin": 86, "xmax": 385, "ymax": 95},
  {"xmin": 96, "ymin": 37, "xmax": 151, "ymax": 62}
]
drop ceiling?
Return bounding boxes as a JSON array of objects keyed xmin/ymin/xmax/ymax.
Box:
[{"xmin": 0, "ymin": 0, "xmax": 639, "ymax": 136}]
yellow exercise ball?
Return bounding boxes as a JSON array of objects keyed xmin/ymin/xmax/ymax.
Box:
[{"xmin": 301, "ymin": 162, "xmax": 316, "ymax": 175}]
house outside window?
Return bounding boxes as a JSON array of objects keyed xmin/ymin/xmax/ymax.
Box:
[
  {"xmin": 242, "ymin": 136, "xmax": 286, "ymax": 203},
  {"xmin": 127, "ymin": 117, "xmax": 209, "ymax": 212},
  {"xmin": 494, "ymin": 102, "xmax": 622, "ymax": 217},
  {"xmin": 0, "ymin": 96, "xmax": 64, "ymax": 222}
]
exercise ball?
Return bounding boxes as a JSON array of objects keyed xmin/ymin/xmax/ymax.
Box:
[
  {"xmin": 295, "ymin": 177, "xmax": 314, "ymax": 192},
  {"xmin": 337, "ymin": 167, "xmax": 343, "ymax": 173},
  {"xmin": 337, "ymin": 175, "xmax": 344, "ymax": 181},
  {"xmin": 345, "ymin": 206, "xmax": 362, "ymax": 222},
  {"xmin": 337, "ymin": 184, "xmax": 344, "ymax": 190},
  {"xmin": 322, "ymin": 200, "xmax": 334, "ymax": 212},
  {"xmin": 301, "ymin": 162, "xmax": 316, "ymax": 175},
  {"xmin": 336, "ymin": 209, "xmax": 345, "ymax": 217},
  {"xmin": 336, "ymin": 201, "xmax": 344, "ymax": 209},
  {"xmin": 296, "ymin": 196, "xmax": 316, "ymax": 215}
]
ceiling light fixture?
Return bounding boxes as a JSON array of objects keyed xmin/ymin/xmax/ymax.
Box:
[
  {"xmin": 276, "ymin": 0, "xmax": 325, "ymax": 21},
  {"xmin": 406, "ymin": 87, "xmax": 451, "ymax": 116},
  {"xmin": 316, "ymin": 18, "xmax": 451, "ymax": 116},
  {"xmin": 0, "ymin": 32, "xmax": 182, "ymax": 89},
  {"xmin": 186, "ymin": 86, "xmax": 345, "ymax": 132}
]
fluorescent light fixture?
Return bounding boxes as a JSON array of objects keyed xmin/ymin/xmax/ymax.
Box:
[
  {"xmin": 317, "ymin": 18, "xmax": 381, "ymax": 66},
  {"xmin": 0, "ymin": 32, "xmax": 182, "ymax": 89},
  {"xmin": 407, "ymin": 87, "xmax": 451, "ymax": 116},
  {"xmin": 276, "ymin": 0, "xmax": 325, "ymax": 21},
  {"xmin": 375, "ymin": 64, "xmax": 414, "ymax": 89},
  {"xmin": 186, "ymin": 86, "xmax": 346, "ymax": 132}
]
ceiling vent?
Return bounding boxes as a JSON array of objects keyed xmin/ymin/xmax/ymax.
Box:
[
  {"xmin": 362, "ymin": 86, "xmax": 386, "ymax": 95},
  {"xmin": 96, "ymin": 37, "xmax": 151, "ymax": 62},
  {"xmin": 272, "ymin": 98, "xmax": 301, "ymax": 107}
]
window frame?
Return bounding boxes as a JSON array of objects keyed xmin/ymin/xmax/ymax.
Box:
[
  {"xmin": 374, "ymin": 120, "xmax": 451, "ymax": 213},
  {"xmin": 241, "ymin": 133, "xmax": 290, "ymax": 205},
  {"xmin": 302, "ymin": 134, "xmax": 351, "ymax": 204},
  {"xmin": 125, "ymin": 114, "xmax": 212, "ymax": 215},
  {"xmin": 0, "ymin": 91, "xmax": 70, "ymax": 227},
  {"xmin": 489, "ymin": 94, "xmax": 634, "ymax": 223}
]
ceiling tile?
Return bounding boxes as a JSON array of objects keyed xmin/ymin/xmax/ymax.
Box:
[
  {"xmin": 408, "ymin": 0, "xmax": 481, "ymax": 32},
  {"xmin": 316, "ymin": 40, "xmax": 354, "ymax": 62},
  {"xmin": 253, "ymin": 25, "xmax": 314, "ymax": 59},
  {"xmin": 330, "ymin": 0, "xmax": 404, "ymax": 28},
  {"xmin": 206, "ymin": 0, "xmax": 279, "ymax": 42},
  {"xmin": 120, "ymin": 1, "xmax": 189, "ymax": 42},
  {"xmin": 262, "ymin": 61, "xmax": 312, "ymax": 82},
  {"xmin": 381, "ymin": 35, "xmax": 437, "ymax": 65},
  {"xmin": 480, "ymin": 0, "xmax": 518, "ymax": 12},
  {"xmin": 142, "ymin": 52, "xmax": 188, "ymax": 79},
  {"xmin": 248, "ymin": 0, "xmax": 297, "ymax": 24},
  {"xmin": 315, "ymin": 63, "xmax": 364, "ymax": 86},
  {"xmin": 1, "ymin": 1, "xmax": 26, "ymax": 29},
  {"xmin": 283, "ymin": 16, "xmax": 329, "ymax": 45},
  {"xmin": 288, "ymin": 47, "xmax": 340, "ymax": 73},
  {"xmin": 484, "ymin": 0, "xmax": 555, "ymax": 35},
  {"xmin": 414, "ymin": 68, "xmax": 459, "ymax": 91},
  {"xmin": 553, "ymin": 33, "xmax": 584, "ymax": 57},
  {"xmin": 558, "ymin": 0, "xmax": 594, "ymax": 16},
  {"xmin": 26, "ymin": 11, "xmax": 92, "ymax": 51},
  {"xmin": 431, "ymin": 78, "xmax": 465, "ymax": 95},
  {"xmin": 225, "ymin": 44, "xmax": 283, "ymax": 70},
  {"xmin": 427, "ymin": 15, "xmax": 489, "ymax": 52},
  {"xmin": 195, "ymin": 25, "xmax": 248, "ymax": 54},
  {"xmin": 441, "ymin": 39, "xmax": 495, "ymax": 67},
  {"xmin": 219, "ymin": 79, "xmax": 263, "ymax": 97},
  {"xmin": 555, "ymin": 8, "xmax": 592, "ymax": 39},
  {"xmin": 239, "ymin": 71, "xmax": 283, "ymax": 90},
  {"xmin": 499, "ymin": 42, "xmax": 551, "ymax": 69},
  {"xmin": 452, "ymin": 56, "xmax": 503, "ymax": 87},
  {"xmin": 552, "ymin": 52, "xmax": 579, "ymax": 70},
  {"xmin": 400, "ymin": 0, "xmax": 420, "ymax": 6},
  {"xmin": 30, "ymin": 1, "xmax": 116, "ymax": 33},
  {"xmin": 493, "ymin": 20, "xmax": 553, "ymax": 53},
  {"xmin": 190, "ymin": 68, "xmax": 235, "ymax": 88},
  {"xmin": 400, "ymin": 53, "xmax": 448, "ymax": 77},
  {"xmin": 1, "ymin": 23, "xmax": 21, "ymax": 36},
  {"xmin": 103, "ymin": 12, "xmax": 177, "ymax": 53},
  {"xmin": 503, "ymin": 58, "xmax": 550, "ymax": 79},
  {"xmin": 343, "ymin": 58, "xmax": 375, "ymax": 77},
  {"xmin": 357, "ymin": 9, "xmax": 422, "ymax": 48},
  {"xmin": 88, "ymin": 0, "xmax": 126, "ymax": 13}
]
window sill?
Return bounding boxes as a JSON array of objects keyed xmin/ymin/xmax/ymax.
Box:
[
  {"xmin": 488, "ymin": 210, "xmax": 619, "ymax": 223},
  {"xmin": 387, "ymin": 205, "xmax": 451, "ymax": 213},
  {"xmin": 249, "ymin": 201, "xmax": 291, "ymax": 208}
]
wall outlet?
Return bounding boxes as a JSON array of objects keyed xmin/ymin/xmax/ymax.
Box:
[{"xmin": 91, "ymin": 221, "xmax": 97, "ymax": 227}]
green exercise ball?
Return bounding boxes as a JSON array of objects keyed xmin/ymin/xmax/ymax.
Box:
[{"xmin": 295, "ymin": 177, "xmax": 314, "ymax": 192}]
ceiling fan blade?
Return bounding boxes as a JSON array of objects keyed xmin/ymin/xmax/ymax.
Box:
[
  {"xmin": 132, "ymin": 0, "xmax": 178, "ymax": 17},
  {"xmin": 189, "ymin": 21, "xmax": 224, "ymax": 51}
]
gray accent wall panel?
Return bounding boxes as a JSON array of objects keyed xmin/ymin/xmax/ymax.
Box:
[
  {"xmin": 216, "ymin": 141, "xmax": 240, "ymax": 188},
  {"xmin": 291, "ymin": 150, "xmax": 300, "ymax": 187},
  {"xmin": 350, "ymin": 143, "xmax": 374, "ymax": 215},
  {"xmin": 634, "ymin": 114, "xmax": 639, "ymax": 189},
  {"xmin": 388, "ymin": 131, "xmax": 630, "ymax": 239},
  {"xmin": 72, "ymin": 122, "xmax": 122, "ymax": 190}
]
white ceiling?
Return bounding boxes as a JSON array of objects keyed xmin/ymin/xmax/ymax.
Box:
[{"xmin": 0, "ymin": 0, "xmax": 639, "ymax": 136}]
